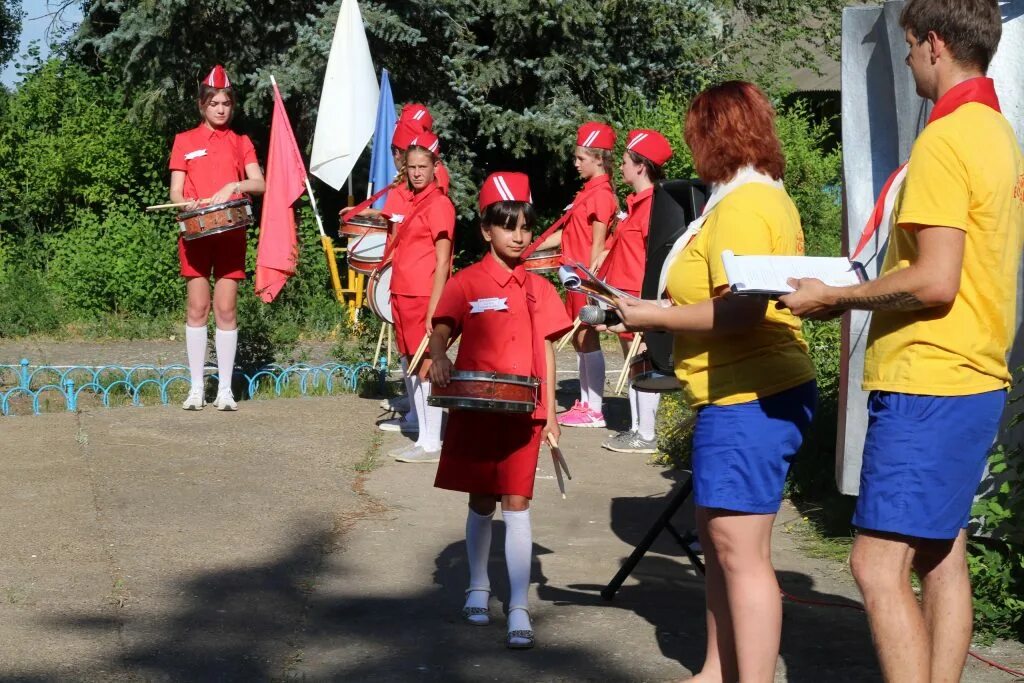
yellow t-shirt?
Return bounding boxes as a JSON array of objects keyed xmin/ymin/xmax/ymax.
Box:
[
  {"xmin": 666, "ymin": 183, "xmax": 816, "ymax": 408},
  {"xmin": 863, "ymin": 103, "xmax": 1024, "ymax": 395}
]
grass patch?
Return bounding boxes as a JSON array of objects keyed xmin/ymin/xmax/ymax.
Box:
[
  {"xmin": 787, "ymin": 495, "xmax": 857, "ymax": 566},
  {"xmin": 354, "ymin": 433, "xmax": 384, "ymax": 474}
]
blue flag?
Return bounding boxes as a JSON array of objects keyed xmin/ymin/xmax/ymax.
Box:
[{"xmin": 369, "ymin": 69, "xmax": 397, "ymax": 209}]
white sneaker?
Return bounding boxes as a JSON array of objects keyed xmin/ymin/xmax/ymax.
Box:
[
  {"xmin": 379, "ymin": 396, "xmax": 411, "ymax": 413},
  {"xmin": 182, "ymin": 389, "xmax": 205, "ymax": 411},
  {"xmin": 394, "ymin": 445, "xmax": 441, "ymax": 463},
  {"xmin": 378, "ymin": 417, "xmax": 418, "ymax": 434},
  {"xmin": 213, "ymin": 390, "xmax": 237, "ymax": 411}
]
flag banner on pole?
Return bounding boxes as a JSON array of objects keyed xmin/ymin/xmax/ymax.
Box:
[
  {"xmin": 256, "ymin": 78, "xmax": 306, "ymax": 303},
  {"xmin": 369, "ymin": 68, "xmax": 397, "ymax": 208},
  {"xmin": 310, "ymin": 0, "xmax": 379, "ymax": 191}
]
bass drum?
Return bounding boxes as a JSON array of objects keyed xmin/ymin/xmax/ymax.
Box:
[{"xmin": 366, "ymin": 261, "xmax": 394, "ymax": 325}]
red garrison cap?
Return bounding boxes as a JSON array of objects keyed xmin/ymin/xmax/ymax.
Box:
[
  {"xmin": 478, "ymin": 172, "xmax": 532, "ymax": 211},
  {"xmin": 203, "ymin": 65, "xmax": 231, "ymax": 89},
  {"xmin": 408, "ymin": 130, "xmax": 440, "ymax": 155},
  {"xmin": 391, "ymin": 119, "xmax": 427, "ymax": 151},
  {"xmin": 399, "ymin": 103, "xmax": 434, "ymax": 130},
  {"xmin": 625, "ymin": 129, "xmax": 672, "ymax": 166},
  {"xmin": 576, "ymin": 121, "xmax": 616, "ymax": 150}
]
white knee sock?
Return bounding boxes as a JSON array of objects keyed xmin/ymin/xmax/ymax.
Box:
[
  {"xmin": 465, "ymin": 507, "xmax": 493, "ymax": 609},
  {"xmin": 417, "ymin": 379, "xmax": 444, "ymax": 451},
  {"xmin": 628, "ymin": 386, "xmax": 640, "ymax": 433},
  {"xmin": 637, "ymin": 391, "xmax": 661, "ymax": 442},
  {"xmin": 214, "ymin": 328, "xmax": 237, "ymax": 394},
  {"xmin": 504, "ymin": 508, "xmax": 533, "ymax": 632},
  {"xmin": 583, "ymin": 350, "xmax": 605, "ymax": 414},
  {"xmin": 577, "ymin": 352, "xmax": 589, "ymax": 406},
  {"xmin": 400, "ymin": 359, "xmax": 418, "ymax": 424},
  {"xmin": 185, "ymin": 325, "xmax": 207, "ymax": 392}
]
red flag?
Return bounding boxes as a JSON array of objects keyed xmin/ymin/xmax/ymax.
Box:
[{"xmin": 256, "ymin": 80, "xmax": 306, "ymax": 303}]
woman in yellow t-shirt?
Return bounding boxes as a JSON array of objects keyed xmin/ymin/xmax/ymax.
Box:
[{"xmin": 611, "ymin": 81, "xmax": 816, "ymax": 683}]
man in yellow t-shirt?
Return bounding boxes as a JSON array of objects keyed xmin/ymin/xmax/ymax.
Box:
[{"xmin": 781, "ymin": 2, "xmax": 1024, "ymax": 681}]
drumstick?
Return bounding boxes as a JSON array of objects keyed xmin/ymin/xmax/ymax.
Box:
[
  {"xmin": 556, "ymin": 317, "xmax": 581, "ymax": 352},
  {"xmin": 546, "ymin": 433, "xmax": 573, "ymax": 480},
  {"xmin": 545, "ymin": 433, "xmax": 571, "ymax": 499},
  {"xmin": 615, "ymin": 332, "xmax": 644, "ymax": 395},
  {"xmin": 145, "ymin": 199, "xmax": 211, "ymax": 211},
  {"xmin": 407, "ymin": 333, "xmax": 431, "ymax": 377}
]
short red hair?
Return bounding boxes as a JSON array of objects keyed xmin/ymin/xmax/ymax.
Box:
[{"xmin": 684, "ymin": 81, "xmax": 785, "ymax": 184}]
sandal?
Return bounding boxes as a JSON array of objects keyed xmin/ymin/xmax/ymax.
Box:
[
  {"xmin": 462, "ymin": 587, "xmax": 491, "ymax": 626},
  {"xmin": 506, "ymin": 607, "xmax": 535, "ymax": 649}
]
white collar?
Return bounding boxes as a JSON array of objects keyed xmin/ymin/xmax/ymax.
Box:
[{"xmin": 656, "ymin": 166, "xmax": 784, "ymax": 298}]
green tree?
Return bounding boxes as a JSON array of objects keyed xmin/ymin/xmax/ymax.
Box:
[{"xmin": 0, "ymin": 0, "xmax": 21, "ymax": 69}]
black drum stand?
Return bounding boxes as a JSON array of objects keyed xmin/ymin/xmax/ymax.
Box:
[{"xmin": 601, "ymin": 476, "xmax": 706, "ymax": 600}]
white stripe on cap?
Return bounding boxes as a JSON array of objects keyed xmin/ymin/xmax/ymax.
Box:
[
  {"xmin": 428, "ymin": 139, "xmax": 439, "ymax": 152},
  {"xmin": 491, "ymin": 176, "xmax": 513, "ymax": 201},
  {"xmin": 582, "ymin": 130, "xmax": 600, "ymax": 147},
  {"xmin": 495, "ymin": 175, "xmax": 516, "ymax": 201},
  {"xmin": 626, "ymin": 132, "xmax": 648, "ymax": 150},
  {"xmin": 413, "ymin": 110, "xmax": 425, "ymax": 120}
]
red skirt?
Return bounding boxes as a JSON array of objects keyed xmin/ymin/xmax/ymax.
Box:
[
  {"xmin": 565, "ymin": 290, "xmax": 588, "ymax": 321},
  {"xmin": 434, "ymin": 410, "xmax": 544, "ymax": 498}
]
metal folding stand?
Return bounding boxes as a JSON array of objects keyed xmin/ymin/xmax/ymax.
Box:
[{"xmin": 601, "ymin": 476, "xmax": 706, "ymax": 600}]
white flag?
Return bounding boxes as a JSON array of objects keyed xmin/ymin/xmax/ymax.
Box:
[{"xmin": 310, "ymin": 0, "xmax": 379, "ymax": 190}]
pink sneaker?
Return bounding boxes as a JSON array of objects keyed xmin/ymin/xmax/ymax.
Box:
[
  {"xmin": 587, "ymin": 408, "xmax": 607, "ymax": 428},
  {"xmin": 558, "ymin": 401, "xmax": 593, "ymax": 427}
]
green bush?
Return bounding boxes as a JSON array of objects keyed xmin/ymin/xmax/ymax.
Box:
[{"xmin": 0, "ymin": 266, "xmax": 63, "ymax": 337}]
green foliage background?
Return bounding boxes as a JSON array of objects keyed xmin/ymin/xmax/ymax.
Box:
[{"xmin": 2, "ymin": 0, "xmax": 1020, "ymax": 644}]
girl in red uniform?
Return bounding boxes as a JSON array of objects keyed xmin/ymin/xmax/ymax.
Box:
[
  {"xmin": 169, "ymin": 65, "xmax": 265, "ymax": 411},
  {"xmin": 388, "ymin": 130, "xmax": 456, "ymax": 462},
  {"xmin": 594, "ymin": 129, "xmax": 672, "ymax": 453},
  {"xmin": 430, "ymin": 172, "xmax": 572, "ymax": 649},
  {"xmin": 536, "ymin": 122, "xmax": 619, "ymax": 428}
]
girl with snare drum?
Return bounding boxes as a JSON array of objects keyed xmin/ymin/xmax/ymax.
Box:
[
  {"xmin": 388, "ymin": 131, "xmax": 455, "ymax": 463},
  {"xmin": 429, "ymin": 172, "xmax": 572, "ymax": 649},
  {"xmin": 535, "ymin": 122, "xmax": 619, "ymax": 428},
  {"xmin": 169, "ymin": 65, "xmax": 265, "ymax": 411}
]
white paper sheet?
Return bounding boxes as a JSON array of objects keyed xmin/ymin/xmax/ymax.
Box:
[{"xmin": 721, "ymin": 251, "xmax": 865, "ymax": 296}]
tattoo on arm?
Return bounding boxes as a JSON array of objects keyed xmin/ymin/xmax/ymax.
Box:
[{"xmin": 835, "ymin": 291, "xmax": 924, "ymax": 311}]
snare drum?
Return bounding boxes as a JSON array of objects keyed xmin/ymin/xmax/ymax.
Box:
[
  {"xmin": 177, "ymin": 199, "xmax": 253, "ymax": 241},
  {"xmin": 366, "ymin": 261, "xmax": 394, "ymax": 324},
  {"xmin": 340, "ymin": 212, "xmax": 388, "ymax": 238},
  {"xmin": 524, "ymin": 247, "xmax": 561, "ymax": 273},
  {"xmin": 429, "ymin": 371, "xmax": 540, "ymax": 413},
  {"xmin": 347, "ymin": 231, "xmax": 388, "ymax": 274},
  {"xmin": 629, "ymin": 351, "xmax": 681, "ymax": 393}
]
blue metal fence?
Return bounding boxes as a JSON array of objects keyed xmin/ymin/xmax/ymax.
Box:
[{"xmin": 0, "ymin": 358, "xmax": 384, "ymax": 416}]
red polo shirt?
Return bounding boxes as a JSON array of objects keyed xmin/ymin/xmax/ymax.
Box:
[
  {"xmin": 560, "ymin": 175, "xmax": 618, "ymax": 267},
  {"xmin": 169, "ymin": 125, "xmax": 258, "ymax": 200},
  {"xmin": 390, "ymin": 183, "xmax": 455, "ymax": 296},
  {"xmin": 433, "ymin": 253, "xmax": 573, "ymax": 420},
  {"xmin": 601, "ymin": 186, "xmax": 654, "ymax": 293}
]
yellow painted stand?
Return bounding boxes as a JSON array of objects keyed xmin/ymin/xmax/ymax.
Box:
[{"xmin": 320, "ymin": 234, "xmax": 365, "ymax": 323}]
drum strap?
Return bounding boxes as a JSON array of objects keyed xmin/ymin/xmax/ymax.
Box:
[
  {"xmin": 376, "ymin": 184, "xmax": 442, "ymax": 269},
  {"xmin": 523, "ymin": 276, "xmax": 545, "ymax": 408},
  {"xmin": 522, "ymin": 176, "xmax": 614, "ymax": 260}
]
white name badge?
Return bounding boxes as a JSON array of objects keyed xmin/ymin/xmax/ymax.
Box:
[
  {"xmin": 184, "ymin": 149, "xmax": 208, "ymax": 160},
  {"xmin": 469, "ymin": 297, "xmax": 509, "ymax": 314},
  {"xmin": 390, "ymin": 213, "xmax": 405, "ymax": 223},
  {"xmin": 617, "ymin": 211, "xmax": 628, "ymax": 221}
]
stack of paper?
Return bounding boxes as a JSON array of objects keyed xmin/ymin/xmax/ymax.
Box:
[{"xmin": 721, "ymin": 250, "xmax": 866, "ymax": 296}]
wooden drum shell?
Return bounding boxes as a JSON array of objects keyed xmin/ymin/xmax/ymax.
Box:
[
  {"xmin": 428, "ymin": 371, "xmax": 539, "ymax": 413},
  {"xmin": 524, "ymin": 247, "xmax": 561, "ymax": 274},
  {"xmin": 177, "ymin": 199, "xmax": 254, "ymax": 241}
]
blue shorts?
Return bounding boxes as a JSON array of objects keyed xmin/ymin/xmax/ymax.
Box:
[
  {"xmin": 852, "ymin": 390, "xmax": 1006, "ymax": 540},
  {"xmin": 691, "ymin": 381, "xmax": 816, "ymax": 514}
]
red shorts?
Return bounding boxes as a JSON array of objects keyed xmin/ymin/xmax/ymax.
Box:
[
  {"xmin": 392, "ymin": 294, "xmax": 429, "ymax": 356},
  {"xmin": 565, "ymin": 291, "xmax": 589, "ymax": 321},
  {"xmin": 615, "ymin": 288, "xmax": 640, "ymax": 341},
  {"xmin": 434, "ymin": 411, "xmax": 544, "ymax": 498},
  {"xmin": 178, "ymin": 229, "xmax": 247, "ymax": 280}
]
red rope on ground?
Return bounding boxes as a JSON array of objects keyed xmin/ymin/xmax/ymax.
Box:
[{"xmin": 778, "ymin": 588, "xmax": 1024, "ymax": 678}]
